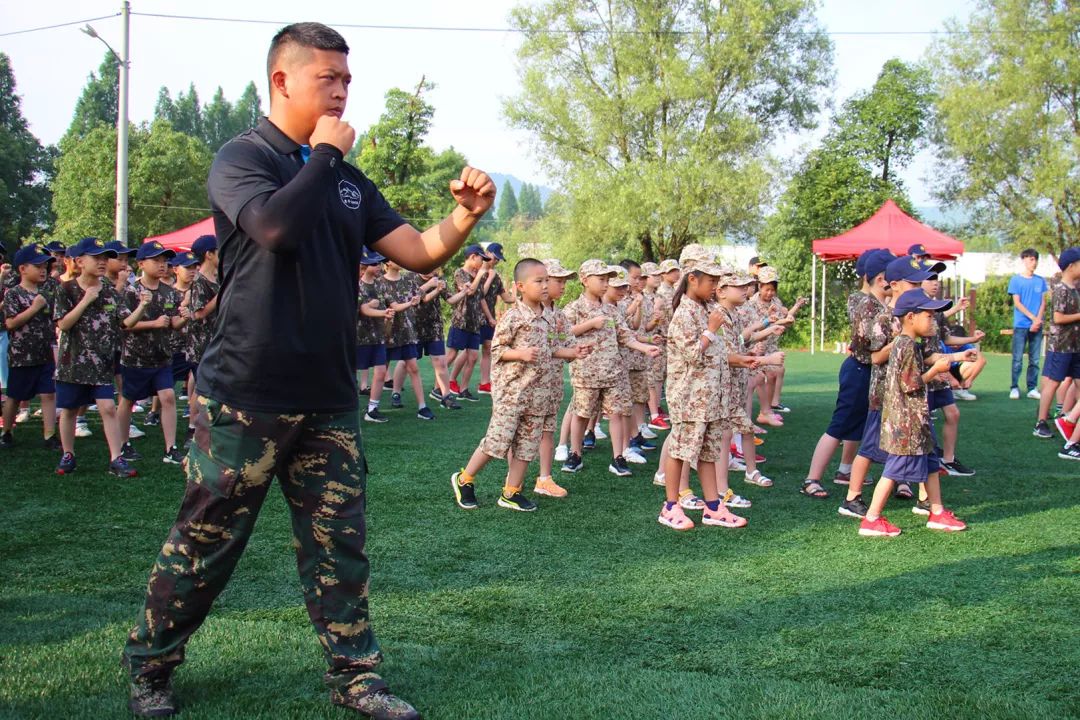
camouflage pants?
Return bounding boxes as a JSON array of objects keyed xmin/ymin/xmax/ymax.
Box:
[{"xmin": 122, "ymin": 397, "xmax": 385, "ymax": 697}]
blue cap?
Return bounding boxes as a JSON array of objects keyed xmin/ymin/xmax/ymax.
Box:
[
  {"xmin": 885, "ymin": 255, "xmax": 932, "ymax": 283},
  {"xmin": 360, "ymin": 248, "xmax": 386, "ymax": 266},
  {"xmin": 69, "ymin": 236, "xmax": 118, "ymax": 258},
  {"xmin": 486, "ymin": 242, "xmax": 505, "ymax": 261},
  {"xmin": 892, "ymin": 288, "xmax": 953, "ymax": 316},
  {"xmin": 864, "ymin": 249, "xmax": 894, "ymax": 281},
  {"xmin": 105, "ymin": 240, "xmax": 135, "ymax": 255},
  {"xmin": 1058, "ymin": 247, "xmax": 1080, "ymax": 271},
  {"xmin": 921, "ymin": 258, "xmax": 947, "ymax": 276},
  {"xmin": 136, "ymin": 241, "xmax": 176, "ymax": 261},
  {"xmin": 42, "ymin": 240, "xmax": 66, "ymax": 254},
  {"xmin": 191, "ymin": 234, "xmax": 218, "ymax": 257},
  {"xmin": 463, "ymin": 243, "xmax": 489, "ymax": 259},
  {"xmin": 169, "ymin": 251, "xmax": 198, "ymax": 267},
  {"xmin": 13, "ymin": 244, "xmax": 52, "ymax": 267},
  {"xmin": 908, "ymin": 243, "xmax": 930, "ymax": 257}
]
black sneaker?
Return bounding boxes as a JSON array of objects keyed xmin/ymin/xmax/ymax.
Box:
[
  {"xmin": 181, "ymin": 408, "xmax": 190, "ymax": 419},
  {"xmin": 608, "ymin": 455, "xmax": 632, "ymax": 477},
  {"xmin": 162, "ymin": 445, "xmax": 185, "ymax": 465},
  {"xmin": 329, "ymin": 687, "xmax": 419, "ymax": 720},
  {"xmin": 359, "ymin": 386, "xmax": 370, "ymax": 396},
  {"xmin": 838, "ymin": 495, "xmax": 868, "ymax": 518},
  {"xmin": 128, "ymin": 674, "xmax": 178, "ymax": 718},
  {"xmin": 364, "ymin": 408, "xmax": 389, "ymax": 423},
  {"xmin": 144, "ymin": 411, "xmax": 161, "ymax": 427},
  {"xmin": 911, "ymin": 499, "xmax": 932, "ymax": 516},
  {"xmin": 632, "ymin": 434, "xmax": 657, "ymax": 451},
  {"xmin": 0, "ymin": 432, "xmax": 13, "ymax": 448},
  {"xmin": 458, "ymin": 388, "xmax": 479, "ymax": 402},
  {"xmin": 121, "ymin": 442, "xmax": 142, "ymax": 462},
  {"xmin": 417, "ymin": 406, "xmax": 435, "ymax": 421},
  {"xmin": 43, "ymin": 435, "xmax": 62, "ymax": 451},
  {"xmin": 940, "ymin": 458, "xmax": 975, "ymax": 477},
  {"xmin": 561, "ymin": 452, "xmax": 583, "ymax": 473},
  {"xmin": 771, "ymin": 404, "xmax": 791, "ymax": 413},
  {"xmin": 1058, "ymin": 443, "xmax": 1080, "ymax": 461},
  {"xmin": 1033, "ymin": 420, "xmax": 1053, "ymax": 439},
  {"xmin": 109, "ymin": 456, "xmax": 138, "ymax": 478},
  {"xmin": 583, "ymin": 430, "xmax": 596, "ymax": 450},
  {"xmin": 441, "ymin": 394, "xmax": 462, "ymax": 410},
  {"xmin": 56, "ymin": 452, "xmax": 77, "ymax": 475},
  {"xmin": 429, "ymin": 387, "xmax": 444, "ymax": 402},
  {"xmin": 391, "ymin": 392, "xmax": 404, "ymax": 409},
  {"xmin": 498, "ymin": 490, "xmax": 538, "ymax": 512},
  {"xmin": 451, "ymin": 471, "xmax": 478, "ymax": 509}
]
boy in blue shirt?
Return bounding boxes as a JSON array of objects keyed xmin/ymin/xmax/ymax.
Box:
[{"xmin": 1007, "ymin": 248, "xmax": 1048, "ymax": 399}]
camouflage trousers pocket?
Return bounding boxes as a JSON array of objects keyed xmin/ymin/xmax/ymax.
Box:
[{"xmin": 186, "ymin": 443, "xmax": 239, "ymax": 499}]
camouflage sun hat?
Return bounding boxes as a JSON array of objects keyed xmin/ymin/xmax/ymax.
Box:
[
  {"xmin": 579, "ymin": 259, "xmax": 616, "ymax": 279},
  {"xmin": 658, "ymin": 259, "xmax": 680, "ymax": 274},
  {"xmin": 640, "ymin": 261, "xmax": 661, "ymax": 276},
  {"xmin": 719, "ymin": 269, "xmax": 756, "ymax": 287},
  {"xmin": 679, "ymin": 244, "xmax": 725, "ymax": 276},
  {"xmin": 608, "ymin": 265, "xmax": 630, "ymax": 287},
  {"xmin": 757, "ymin": 265, "xmax": 779, "ymax": 284},
  {"xmin": 543, "ymin": 259, "xmax": 576, "ymax": 278}
]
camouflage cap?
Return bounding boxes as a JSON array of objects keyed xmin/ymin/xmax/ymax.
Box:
[
  {"xmin": 679, "ymin": 244, "xmax": 725, "ymax": 276},
  {"xmin": 757, "ymin": 265, "xmax": 779, "ymax": 284},
  {"xmin": 719, "ymin": 270, "xmax": 756, "ymax": 287},
  {"xmin": 658, "ymin": 259, "xmax": 680, "ymax": 274},
  {"xmin": 608, "ymin": 265, "xmax": 630, "ymax": 287},
  {"xmin": 641, "ymin": 261, "xmax": 661, "ymax": 276},
  {"xmin": 543, "ymin": 258, "xmax": 576, "ymax": 278},
  {"xmin": 579, "ymin": 258, "xmax": 616, "ymax": 279}
]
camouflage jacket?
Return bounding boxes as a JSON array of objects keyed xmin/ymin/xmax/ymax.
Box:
[
  {"xmin": 415, "ymin": 276, "xmax": 453, "ymax": 343},
  {"xmin": 923, "ymin": 312, "xmax": 950, "ymax": 391},
  {"xmin": 122, "ymin": 281, "xmax": 181, "ymax": 368},
  {"xmin": 618, "ymin": 295, "xmax": 650, "ymax": 371},
  {"xmin": 718, "ymin": 304, "xmax": 749, "ymax": 401},
  {"xmin": 54, "ymin": 280, "xmax": 130, "ymax": 384},
  {"xmin": 450, "ymin": 267, "xmax": 485, "ymax": 333},
  {"xmin": 881, "ymin": 334, "xmax": 933, "ymax": 456},
  {"xmin": 186, "ymin": 272, "xmax": 219, "ymax": 363},
  {"xmin": 1047, "ymin": 280, "xmax": 1080, "ymax": 353},
  {"xmin": 491, "ymin": 301, "xmax": 564, "ymax": 415},
  {"xmin": 539, "ymin": 305, "xmax": 573, "ymax": 416},
  {"xmin": 564, "ymin": 295, "xmax": 633, "ymax": 388},
  {"xmin": 481, "ymin": 272, "xmax": 506, "ymax": 327},
  {"xmin": 867, "ymin": 309, "xmax": 900, "ymax": 412},
  {"xmin": 356, "ymin": 278, "xmax": 389, "ymax": 346},
  {"xmin": 382, "ymin": 273, "xmax": 420, "ymax": 347},
  {"xmin": 665, "ymin": 298, "xmax": 727, "ymax": 423},
  {"xmin": 848, "ymin": 292, "xmax": 887, "ymax": 365},
  {"xmin": 3, "ymin": 285, "xmax": 54, "ymax": 367}
]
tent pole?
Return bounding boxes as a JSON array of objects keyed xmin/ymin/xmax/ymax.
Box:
[
  {"xmin": 820, "ymin": 261, "xmax": 827, "ymax": 352},
  {"xmin": 810, "ymin": 254, "xmax": 817, "ymax": 355}
]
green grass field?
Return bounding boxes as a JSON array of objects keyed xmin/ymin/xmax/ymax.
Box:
[{"xmin": 1, "ymin": 351, "xmax": 1077, "ymax": 719}]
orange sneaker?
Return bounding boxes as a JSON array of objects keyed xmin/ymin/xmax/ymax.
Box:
[{"xmin": 534, "ymin": 476, "xmax": 568, "ymax": 498}]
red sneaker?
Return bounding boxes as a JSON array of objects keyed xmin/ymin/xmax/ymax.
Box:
[
  {"xmin": 477, "ymin": 382, "xmax": 492, "ymax": 395},
  {"xmin": 648, "ymin": 416, "xmax": 670, "ymax": 431},
  {"xmin": 859, "ymin": 516, "xmax": 901, "ymax": 537},
  {"xmin": 926, "ymin": 508, "xmax": 967, "ymax": 532},
  {"xmin": 1055, "ymin": 416, "xmax": 1076, "ymax": 442},
  {"xmin": 730, "ymin": 444, "xmax": 765, "ymax": 464},
  {"xmin": 449, "ymin": 380, "xmax": 461, "ymax": 395}
]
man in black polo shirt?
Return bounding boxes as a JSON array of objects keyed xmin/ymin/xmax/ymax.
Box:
[{"xmin": 122, "ymin": 22, "xmax": 494, "ymax": 720}]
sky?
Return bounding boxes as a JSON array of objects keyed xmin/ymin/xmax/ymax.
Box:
[{"xmin": 1, "ymin": 0, "xmax": 974, "ymax": 207}]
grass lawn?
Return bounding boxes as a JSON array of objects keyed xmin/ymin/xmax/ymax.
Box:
[{"xmin": 1, "ymin": 350, "xmax": 1077, "ymax": 719}]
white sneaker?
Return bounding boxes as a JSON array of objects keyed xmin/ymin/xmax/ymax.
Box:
[
  {"xmin": 14, "ymin": 409, "xmax": 30, "ymax": 424},
  {"xmin": 74, "ymin": 422, "xmax": 92, "ymax": 438},
  {"xmin": 178, "ymin": 394, "xmax": 189, "ymax": 402},
  {"xmin": 728, "ymin": 455, "xmax": 746, "ymax": 471},
  {"xmin": 593, "ymin": 424, "xmax": 607, "ymax": 440},
  {"xmin": 639, "ymin": 424, "xmax": 657, "ymax": 440},
  {"xmin": 554, "ymin": 444, "xmax": 569, "ymax": 463},
  {"xmin": 128, "ymin": 424, "xmax": 146, "ymax": 439},
  {"xmin": 132, "ymin": 403, "xmax": 146, "ymax": 413},
  {"xmin": 652, "ymin": 470, "xmax": 666, "ymax": 486},
  {"xmin": 86, "ymin": 404, "xmax": 99, "ymax": 413},
  {"xmin": 954, "ymin": 388, "xmax": 977, "ymax": 401},
  {"xmin": 1009, "ymin": 387, "xmax": 1020, "ymax": 400},
  {"xmin": 1027, "ymin": 389, "xmax": 1041, "ymax": 400},
  {"xmin": 624, "ymin": 448, "xmax": 647, "ymax": 464}
]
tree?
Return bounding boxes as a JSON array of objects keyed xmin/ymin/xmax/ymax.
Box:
[
  {"xmin": 930, "ymin": 0, "xmax": 1079, "ymax": 255},
  {"xmin": 155, "ymin": 83, "xmax": 203, "ymax": 140},
  {"xmin": 154, "ymin": 81, "xmax": 263, "ymax": 152},
  {"xmin": 518, "ymin": 182, "xmax": 544, "ymax": 219},
  {"xmin": 65, "ymin": 54, "xmax": 119, "ymax": 140},
  {"xmin": 505, "ymin": 0, "xmax": 833, "ymax": 261},
  {"xmin": 0, "ymin": 53, "xmax": 53, "ymax": 248},
  {"xmin": 231, "ymin": 82, "xmax": 264, "ymax": 135},
  {"xmin": 497, "ymin": 181, "xmax": 519, "ymax": 225}
]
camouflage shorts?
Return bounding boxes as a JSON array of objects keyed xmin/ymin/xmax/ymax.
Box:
[
  {"xmin": 571, "ymin": 384, "xmax": 631, "ymax": 419},
  {"xmin": 628, "ymin": 370, "xmax": 649, "ymax": 404},
  {"xmin": 724, "ymin": 402, "xmax": 755, "ymax": 436},
  {"xmin": 479, "ymin": 405, "xmax": 552, "ymax": 462},
  {"xmin": 648, "ymin": 349, "xmax": 666, "ymax": 387},
  {"xmin": 669, "ymin": 420, "xmax": 728, "ymax": 465}
]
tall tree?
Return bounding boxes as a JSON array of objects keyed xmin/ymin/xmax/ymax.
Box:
[
  {"xmin": 202, "ymin": 87, "xmax": 236, "ymax": 153},
  {"xmin": 930, "ymin": 0, "xmax": 1079, "ymax": 255},
  {"xmin": 0, "ymin": 53, "xmax": 53, "ymax": 248},
  {"xmin": 505, "ymin": 0, "xmax": 832, "ymax": 261},
  {"xmin": 231, "ymin": 82, "xmax": 263, "ymax": 135},
  {"xmin": 65, "ymin": 53, "xmax": 119, "ymax": 140},
  {"xmin": 497, "ymin": 181, "xmax": 519, "ymax": 225},
  {"xmin": 518, "ymin": 182, "xmax": 544, "ymax": 220}
]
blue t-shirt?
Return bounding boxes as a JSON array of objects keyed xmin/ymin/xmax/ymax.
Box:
[{"xmin": 1007, "ymin": 274, "xmax": 1048, "ymax": 329}]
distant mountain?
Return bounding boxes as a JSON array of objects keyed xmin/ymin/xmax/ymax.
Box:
[{"xmin": 488, "ymin": 172, "xmax": 555, "ymax": 210}]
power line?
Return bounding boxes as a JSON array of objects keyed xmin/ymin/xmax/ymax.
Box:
[{"xmin": 0, "ymin": 13, "xmax": 120, "ymax": 38}]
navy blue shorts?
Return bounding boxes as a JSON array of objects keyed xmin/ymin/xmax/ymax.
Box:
[
  {"xmin": 113, "ymin": 351, "xmax": 122, "ymax": 377},
  {"xmin": 386, "ymin": 343, "xmax": 420, "ymax": 362},
  {"xmin": 356, "ymin": 344, "xmax": 388, "ymax": 370},
  {"xmin": 883, "ymin": 452, "xmax": 941, "ymax": 484},
  {"xmin": 120, "ymin": 365, "xmax": 174, "ymax": 401},
  {"xmin": 929, "ymin": 387, "xmax": 955, "ymax": 410},
  {"xmin": 1042, "ymin": 350, "xmax": 1080, "ymax": 382},
  {"xmin": 418, "ymin": 339, "xmax": 446, "ymax": 357},
  {"xmin": 480, "ymin": 324, "xmax": 495, "ymax": 343},
  {"xmin": 6, "ymin": 362, "xmax": 56, "ymax": 401},
  {"xmin": 856, "ymin": 409, "xmax": 888, "ymax": 464},
  {"xmin": 56, "ymin": 381, "xmax": 114, "ymax": 410},
  {"xmin": 825, "ymin": 356, "xmax": 870, "ymax": 441},
  {"xmin": 171, "ymin": 352, "xmax": 195, "ymax": 384},
  {"xmin": 447, "ymin": 327, "xmax": 482, "ymax": 351}
]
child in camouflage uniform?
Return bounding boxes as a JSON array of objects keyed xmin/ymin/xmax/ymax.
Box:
[
  {"xmin": 1, "ymin": 244, "xmax": 58, "ymax": 449},
  {"xmin": 640, "ymin": 262, "xmax": 668, "ymax": 431},
  {"xmin": 382, "ymin": 260, "xmax": 432, "ymax": 420},
  {"xmin": 357, "ymin": 251, "xmax": 395, "ymax": 423},
  {"xmin": 620, "ymin": 260, "xmax": 659, "ymax": 460},
  {"xmin": 476, "ymin": 242, "xmax": 514, "ymax": 395},
  {"xmin": 183, "ymin": 235, "xmax": 220, "ymax": 438},
  {"xmin": 1034, "ymin": 247, "xmax": 1080, "ymax": 440},
  {"xmin": 405, "ymin": 269, "xmax": 467, "ymax": 411},
  {"xmin": 53, "ymin": 237, "xmax": 151, "ymax": 476},
  {"xmin": 447, "ymin": 245, "xmax": 489, "ymax": 400},
  {"xmin": 451, "ymin": 259, "xmax": 587, "ymax": 511}
]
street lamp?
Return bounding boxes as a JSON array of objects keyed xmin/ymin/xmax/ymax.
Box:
[{"xmin": 81, "ymin": 1, "xmax": 130, "ymax": 245}]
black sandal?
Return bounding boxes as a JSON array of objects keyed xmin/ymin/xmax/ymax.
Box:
[
  {"xmin": 800, "ymin": 479, "xmax": 831, "ymax": 499},
  {"xmin": 894, "ymin": 482, "xmax": 914, "ymax": 500}
]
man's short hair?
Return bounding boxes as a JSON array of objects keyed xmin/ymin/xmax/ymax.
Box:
[
  {"xmin": 267, "ymin": 23, "xmax": 349, "ymax": 81},
  {"xmin": 1020, "ymin": 248, "xmax": 1039, "ymax": 261},
  {"xmin": 514, "ymin": 258, "xmax": 545, "ymax": 282},
  {"xmin": 619, "ymin": 259, "xmax": 641, "ymax": 272}
]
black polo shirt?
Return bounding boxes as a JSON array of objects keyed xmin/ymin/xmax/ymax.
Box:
[{"xmin": 199, "ymin": 117, "xmax": 406, "ymax": 413}]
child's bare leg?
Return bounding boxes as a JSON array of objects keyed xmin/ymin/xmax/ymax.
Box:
[
  {"xmin": 845, "ymin": 455, "xmax": 873, "ymax": 501},
  {"xmin": 505, "ymin": 456, "xmax": 529, "ymax": 493},
  {"xmin": 647, "ymin": 384, "xmax": 660, "ymax": 420},
  {"xmin": 865, "ymin": 476, "xmax": 895, "ymax": 520},
  {"xmin": 771, "ymin": 365, "xmax": 787, "ymax": 406},
  {"xmin": 97, "ymin": 399, "xmax": 123, "ymax": 459},
  {"xmin": 697, "ymin": 461, "xmax": 719, "ymax": 503},
  {"xmin": 1, "ymin": 397, "xmax": 17, "ymax": 435},
  {"xmin": 116, "ymin": 397, "xmax": 134, "ymax": 444},
  {"xmin": 1038, "ymin": 377, "xmax": 1061, "ymax": 421},
  {"xmin": 806, "ymin": 433, "xmax": 840, "ymax": 481},
  {"xmin": 406, "ymin": 359, "xmax": 425, "ymax": 406},
  {"xmin": 558, "ymin": 403, "xmax": 574, "ymax": 446},
  {"xmin": 570, "ymin": 414, "xmax": 588, "ymax": 455},
  {"xmin": 539, "ymin": 431, "xmax": 554, "ymax": 479},
  {"xmin": 609, "ymin": 413, "xmax": 627, "ymax": 459},
  {"xmin": 158, "ymin": 389, "xmax": 177, "ymax": 448},
  {"xmin": 41, "ymin": 393, "xmax": 56, "ymax": 438},
  {"xmin": 923, "ymin": 473, "xmax": 944, "ymax": 514},
  {"xmin": 370, "ymin": 364, "xmax": 388, "ymax": 400},
  {"xmin": 463, "ymin": 446, "xmax": 493, "ymax": 478},
  {"xmin": 664, "ymin": 456, "xmax": 684, "ymax": 503},
  {"xmin": 432, "ymin": 355, "xmax": 451, "ymax": 395},
  {"xmin": 941, "ymin": 404, "xmax": 960, "ymax": 462},
  {"xmin": 58, "ymin": 408, "xmax": 77, "ymax": 454}
]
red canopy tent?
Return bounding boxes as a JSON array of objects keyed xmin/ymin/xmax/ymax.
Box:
[
  {"xmin": 806, "ymin": 200, "xmax": 966, "ymax": 353},
  {"xmin": 145, "ymin": 217, "xmax": 214, "ymax": 252}
]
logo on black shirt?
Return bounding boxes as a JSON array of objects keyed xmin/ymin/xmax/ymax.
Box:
[{"xmin": 339, "ymin": 180, "xmax": 362, "ymax": 210}]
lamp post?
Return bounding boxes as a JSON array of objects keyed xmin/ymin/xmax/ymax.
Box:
[{"xmin": 82, "ymin": 1, "xmax": 130, "ymax": 244}]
